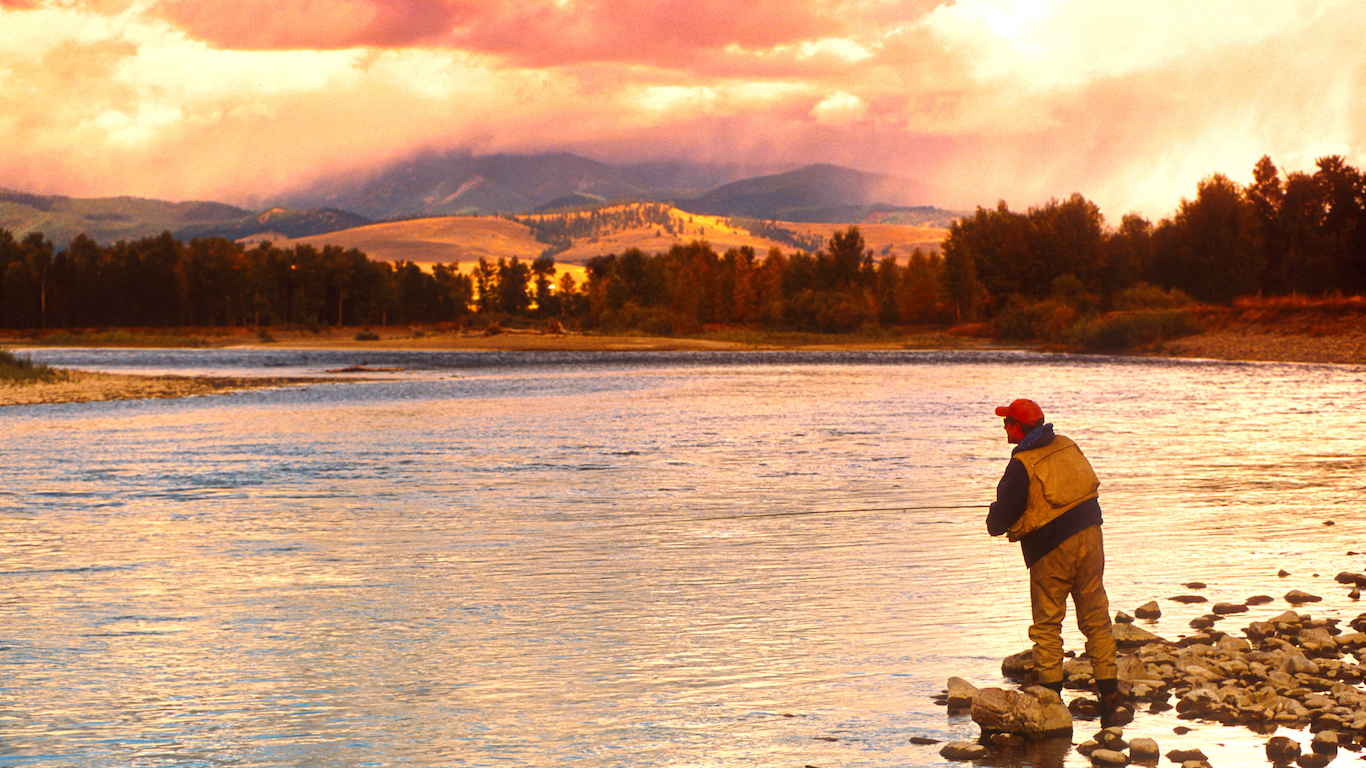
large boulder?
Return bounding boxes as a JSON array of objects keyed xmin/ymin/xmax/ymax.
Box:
[{"xmin": 971, "ymin": 686, "xmax": 1073, "ymax": 738}]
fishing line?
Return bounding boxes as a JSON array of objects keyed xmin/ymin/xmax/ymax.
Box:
[
  {"xmin": 987, "ymin": 534, "xmax": 1030, "ymax": 650},
  {"xmin": 603, "ymin": 503, "xmax": 988, "ymax": 530}
]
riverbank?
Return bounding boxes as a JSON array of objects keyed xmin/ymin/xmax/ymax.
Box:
[
  {"xmin": 0, "ymin": 371, "xmax": 333, "ymax": 407},
  {"xmin": 3, "ymin": 304, "xmax": 1364, "ymax": 406}
]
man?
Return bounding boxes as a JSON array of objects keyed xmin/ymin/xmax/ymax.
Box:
[{"xmin": 986, "ymin": 398, "xmax": 1124, "ymax": 726}]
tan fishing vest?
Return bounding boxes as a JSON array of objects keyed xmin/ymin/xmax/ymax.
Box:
[{"xmin": 1006, "ymin": 434, "xmax": 1101, "ymax": 542}]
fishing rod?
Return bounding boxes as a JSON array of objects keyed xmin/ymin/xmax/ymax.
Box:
[{"xmin": 605, "ymin": 503, "xmax": 988, "ymax": 529}]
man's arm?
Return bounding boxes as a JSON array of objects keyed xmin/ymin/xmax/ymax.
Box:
[{"xmin": 986, "ymin": 458, "xmax": 1028, "ymax": 536}]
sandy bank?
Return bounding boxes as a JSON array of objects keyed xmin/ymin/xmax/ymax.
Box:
[{"xmin": 0, "ymin": 371, "xmax": 331, "ymax": 407}]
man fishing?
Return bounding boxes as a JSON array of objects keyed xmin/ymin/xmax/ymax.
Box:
[{"xmin": 986, "ymin": 398, "xmax": 1125, "ymax": 727}]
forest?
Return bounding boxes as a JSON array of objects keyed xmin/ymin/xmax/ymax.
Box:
[{"xmin": 0, "ymin": 154, "xmax": 1362, "ymax": 347}]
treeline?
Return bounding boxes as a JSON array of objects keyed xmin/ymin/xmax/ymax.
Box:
[
  {"xmin": 0, "ymin": 231, "xmax": 475, "ymax": 329},
  {"xmin": 943, "ymin": 154, "xmax": 1366, "ymax": 321},
  {"xmin": 579, "ymin": 228, "xmax": 944, "ymax": 334}
]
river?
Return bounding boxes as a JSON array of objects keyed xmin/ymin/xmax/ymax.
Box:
[{"xmin": 2, "ymin": 348, "xmax": 1363, "ymax": 767}]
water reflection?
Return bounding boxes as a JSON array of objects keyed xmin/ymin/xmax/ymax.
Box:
[{"xmin": 0, "ymin": 351, "xmax": 1363, "ymax": 767}]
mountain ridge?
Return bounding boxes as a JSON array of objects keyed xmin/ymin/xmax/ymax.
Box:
[{"xmin": 2, "ymin": 153, "xmax": 961, "ymax": 247}]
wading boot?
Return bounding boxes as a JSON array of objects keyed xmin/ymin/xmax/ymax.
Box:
[{"xmin": 1097, "ymin": 679, "xmax": 1131, "ymax": 728}]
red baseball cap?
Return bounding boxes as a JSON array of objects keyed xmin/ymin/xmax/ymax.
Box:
[{"xmin": 994, "ymin": 398, "xmax": 1045, "ymax": 427}]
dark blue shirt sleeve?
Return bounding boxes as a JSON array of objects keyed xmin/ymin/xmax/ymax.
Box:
[{"xmin": 986, "ymin": 457, "xmax": 1028, "ymax": 536}]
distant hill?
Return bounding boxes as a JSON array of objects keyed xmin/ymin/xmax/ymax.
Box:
[
  {"xmin": 0, "ymin": 188, "xmax": 250, "ymax": 247},
  {"xmin": 279, "ymin": 151, "xmax": 771, "ymax": 220},
  {"xmin": 177, "ymin": 207, "xmax": 372, "ymax": 241},
  {"xmin": 279, "ymin": 152, "xmax": 960, "ymax": 225},
  {"xmin": 676, "ymin": 163, "xmax": 943, "ymax": 224}
]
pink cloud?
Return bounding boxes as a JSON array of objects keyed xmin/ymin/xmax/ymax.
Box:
[
  {"xmin": 156, "ymin": 0, "xmax": 473, "ymax": 50},
  {"xmin": 151, "ymin": 0, "xmax": 904, "ymax": 66}
]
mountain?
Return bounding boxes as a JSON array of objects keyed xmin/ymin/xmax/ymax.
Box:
[
  {"xmin": 677, "ymin": 163, "xmax": 932, "ymax": 223},
  {"xmin": 3, "ymin": 152, "xmax": 960, "ymax": 246},
  {"xmin": 0, "ymin": 188, "xmax": 250, "ymax": 247},
  {"xmin": 176, "ymin": 207, "xmax": 372, "ymax": 241},
  {"xmin": 281, "ymin": 152, "xmax": 947, "ymax": 224},
  {"xmin": 279, "ymin": 151, "xmax": 769, "ymax": 220}
]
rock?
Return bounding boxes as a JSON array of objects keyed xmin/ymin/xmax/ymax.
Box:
[
  {"xmin": 1351, "ymin": 588, "xmax": 1361, "ymax": 600},
  {"xmin": 1134, "ymin": 601, "xmax": 1161, "ymax": 619},
  {"xmin": 1212, "ymin": 601, "xmax": 1248, "ymax": 614},
  {"xmin": 1335, "ymin": 571, "xmax": 1366, "ymax": 587},
  {"xmin": 1310, "ymin": 729, "xmax": 1339, "ymax": 754},
  {"xmin": 1166, "ymin": 748, "xmax": 1208, "ymax": 762},
  {"xmin": 1298, "ymin": 628, "xmax": 1337, "ymax": 654},
  {"xmin": 1269, "ymin": 609, "xmax": 1304, "ymax": 625},
  {"xmin": 939, "ymin": 741, "xmax": 987, "ymax": 760},
  {"xmin": 907, "ymin": 736, "xmax": 940, "ymax": 745},
  {"xmin": 1094, "ymin": 726, "xmax": 1126, "ymax": 750},
  {"xmin": 1112, "ymin": 623, "xmax": 1166, "ymax": 648},
  {"xmin": 1247, "ymin": 594, "xmax": 1276, "ymax": 605},
  {"xmin": 1089, "ymin": 748, "xmax": 1128, "ymax": 765},
  {"xmin": 1169, "ymin": 594, "xmax": 1208, "ymax": 604},
  {"xmin": 945, "ymin": 677, "xmax": 978, "ymax": 709},
  {"xmin": 970, "ymin": 686, "xmax": 1072, "ymax": 737},
  {"xmin": 1114, "ymin": 610, "xmax": 1134, "ymax": 624},
  {"xmin": 1296, "ymin": 754, "xmax": 1331, "ymax": 768},
  {"xmin": 1266, "ymin": 734, "xmax": 1301, "ymax": 763},
  {"xmin": 1128, "ymin": 737, "xmax": 1160, "ymax": 763},
  {"xmin": 1334, "ymin": 631, "xmax": 1366, "ymax": 648},
  {"xmin": 1001, "ymin": 649, "xmax": 1035, "ymax": 678},
  {"xmin": 1285, "ymin": 590, "xmax": 1322, "ymax": 605},
  {"xmin": 1183, "ymin": 581, "xmax": 1207, "ymax": 589},
  {"xmin": 1279, "ymin": 569, "xmax": 1291, "ymax": 577},
  {"xmin": 1176, "ymin": 688, "xmax": 1221, "ymax": 717},
  {"xmin": 1188, "ymin": 615, "xmax": 1216, "ymax": 629}
]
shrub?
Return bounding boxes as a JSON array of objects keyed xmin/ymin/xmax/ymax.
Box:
[
  {"xmin": 1114, "ymin": 283, "xmax": 1193, "ymax": 311},
  {"xmin": 0, "ymin": 349, "xmax": 65, "ymax": 384},
  {"xmin": 1068, "ymin": 309, "xmax": 1203, "ymax": 352},
  {"xmin": 354, "ymin": 330, "xmax": 380, "ymax": 341},
  {"xmin": 994, "ymin": 298, "xmax": 1072, "ymax": 341}
]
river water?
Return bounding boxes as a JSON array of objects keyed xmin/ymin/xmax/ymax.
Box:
[{"xmin": 2, "ymin": 348, "xmax": 1364, "ymax": 768}]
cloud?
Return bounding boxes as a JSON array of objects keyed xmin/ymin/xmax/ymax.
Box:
[{"xmin": 1, "ymin": 0, "xmax": 1364, "ymax": 222}]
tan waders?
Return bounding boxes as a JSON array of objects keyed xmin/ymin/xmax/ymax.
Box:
[{"xmin": 1027, "ymin": 524, "xmax": 1117, "ymax": 686}]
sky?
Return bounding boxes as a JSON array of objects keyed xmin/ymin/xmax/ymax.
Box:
[{"xmin": 2, "ymin": 0, "xmax": 1364, "ymax": 221}]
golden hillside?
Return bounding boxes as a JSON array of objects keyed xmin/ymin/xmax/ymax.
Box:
[{"xmin": 279, "ymin": 204, "xmax": 947, "ymax": 268}]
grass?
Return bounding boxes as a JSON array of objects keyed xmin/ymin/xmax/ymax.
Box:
[
  {"xmin": 29, "ymin": 329, "xmax": 216, "ymax": 347},
  {"xmin": 0, "ymin": 349, "xmax": 68, "ymax": 384},
  {"xmin": 693, "ymin": 326, "xmax": 966, "ymax": 349}
]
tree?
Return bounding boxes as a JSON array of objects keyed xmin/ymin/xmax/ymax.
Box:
[
  {"xmin": 824, "ymin": 226, "xmax": 871, "ymax": 289},
  {"xmin": 1163, "ymin": 174, "xmax": 1263, "ymax": 303},
  {"xmin": 473, "ymin": 258, "xmax": 498, "ymax": 314},
  {"xmin": 497, "ymin": 257, "xmax": 532, "ymax": 315},
  {"xmin": 531, "ymin": 255, "xmax": 556, "ymax": 317}
]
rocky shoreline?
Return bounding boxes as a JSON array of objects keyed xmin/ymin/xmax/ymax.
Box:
[
  {"xmin": 1159, "ymin": 329, "xmax": 1366, "ymax": 366},
  {"xmin": 932, "ymin": 573, "xmax": 1366, "ymax": 767}
]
